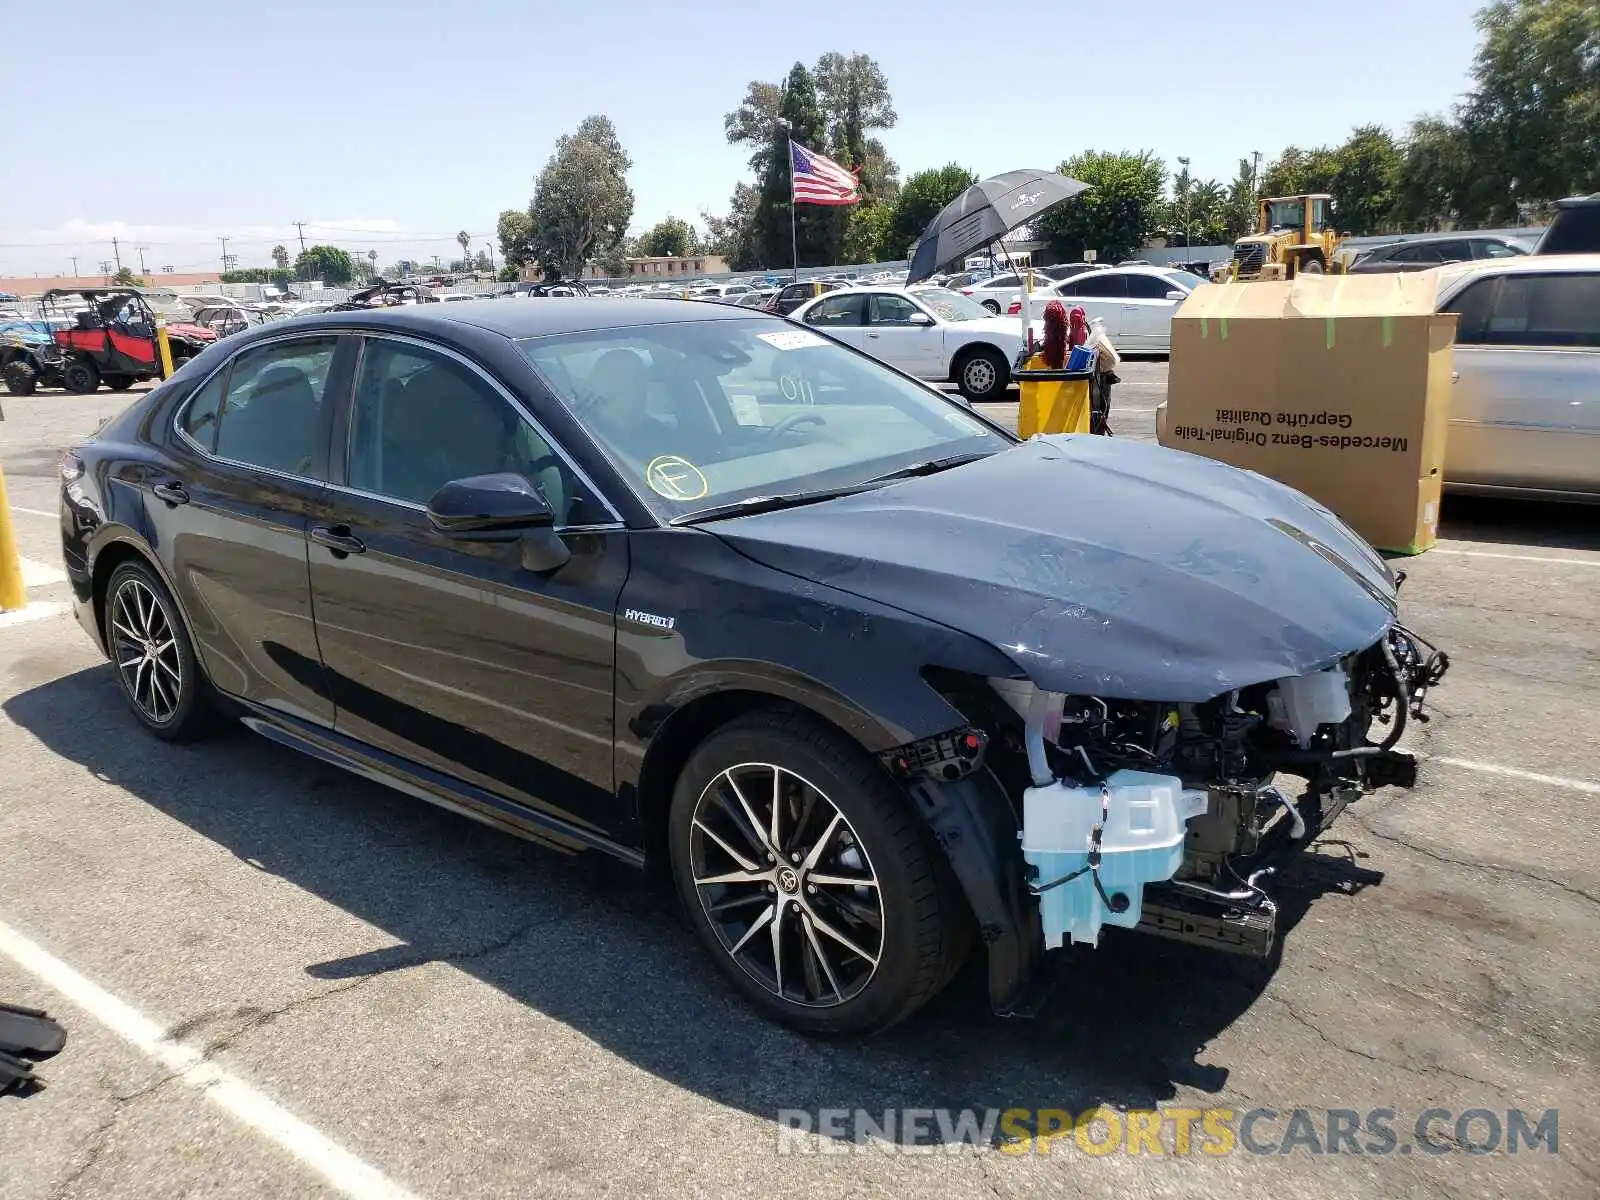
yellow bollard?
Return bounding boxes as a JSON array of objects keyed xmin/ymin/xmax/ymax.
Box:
[
  {"xmin": 155, "ymin": 313, "xmax": 176, "ymax": 379},
  {"xmin": 0, "ymin": 464, "xmax": 27, "ymax": 612}
]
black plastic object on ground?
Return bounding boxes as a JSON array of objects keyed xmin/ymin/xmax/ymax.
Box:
[{"xmin": 0, "ymin": 1001, "xmax": 67, "ymax": 1095}]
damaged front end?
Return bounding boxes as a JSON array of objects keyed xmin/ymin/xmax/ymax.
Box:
[{"xmin": 893, "ymin": 621, "xmax": 1448, "ymax": 1011}]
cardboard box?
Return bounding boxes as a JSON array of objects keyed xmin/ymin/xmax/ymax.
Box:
[{"xmin": 1160, "ymin": 272, "xmax": 1456, "ymax": 554}]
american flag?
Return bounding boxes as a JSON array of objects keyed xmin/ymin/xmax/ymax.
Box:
[{"xmin": 791, "ymin": 141, "xmax": 860, "ymax": 206}]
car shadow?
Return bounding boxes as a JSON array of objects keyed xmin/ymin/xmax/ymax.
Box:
[
  {"xmin": 1438, "ymin": 493, "xmax": 1600, "ymax": 554},
  {"xmin": 5, "ymin": 665, "xmax": 1382, "ymax": 1139}
]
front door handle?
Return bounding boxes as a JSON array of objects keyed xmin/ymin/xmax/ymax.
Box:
[
  {"xmin": 151, "ymin": 480, "xmax": 188, "ymax": 505},
  {"xmin": 310, "ymin": 524, "xmax": 366, "ymax": 557}
]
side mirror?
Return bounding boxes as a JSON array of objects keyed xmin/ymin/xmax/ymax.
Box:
[
  {"xmin": 427, "ymin": 473, "xmax": 570, "ymax": 571},
  {"xmin": 427, "ymin": 472, "xmax": 555, "ymax": 534},
  {"xmin": 908, "ymin": 312, "xmax": 935, "ymax": 326},
  {"xmin": 1165, "ymin": 290, "xmax": 1186, "ymax": 301}
]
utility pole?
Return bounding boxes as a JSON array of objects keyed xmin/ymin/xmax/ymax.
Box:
[
  {"xmin": 69, "ymin": 256, "xmax": 79, "ymax": 276},
  {"xmin": 294, "ymin": 222, "xmax": 308, "ymax": 254},
  {"xmin": 1177, "ymin": 156, "xmax": 1191, "ymax": 250},
  {"xmin": 1251, "ymin": 150, "xmax": 1261, "ymax": 197},
  {"xmin": 137, "ymin": 246, "xmax": 150, "ymax": 275},
  {"xmin": 112, "ymin": 238, "xmax": 122, "ymax": 270},
  {"xmin": 219, "ymin": 237, "xmax": 230, "ymax": 276},
  {"xmin": 485, "ymin": 243, "xmax": 495, "ymax": 274},
  {"xmin": 98, "ymin": 260, "xmax": 114, "ymax": 282}
]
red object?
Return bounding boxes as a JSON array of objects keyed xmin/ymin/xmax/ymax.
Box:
[
  {"xmin": 1069, "ymin": 305, "xmax": 1089, "ymax": 348},
  {"xmin": 1006, "ymin": 300, "xmax": 1021, "ymax": 315},
  {"xmin": 1041, "ymin": 300, "xmax": 1068, "ymax": 368}
]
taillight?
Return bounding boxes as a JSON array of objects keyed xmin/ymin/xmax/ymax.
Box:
[
  {"xmin": 960, "ymin": 289, "xmax": 973, "ymax": 295},
  {"xmin": 59, "ymin": 450, "xmax": 84, "ymax": 482},
  {"xmin": 1006, "ymin": 301, "xmax": 1022, "ymax": 315}
]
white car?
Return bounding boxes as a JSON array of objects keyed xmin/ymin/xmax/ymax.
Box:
[
  {"xmin": 694, "ymin": 283, "xmax": 754, "ymax": 299},
  {"xmin": 1010, "ymin": 266, "xmax": 1210, "ymax": 352},
  {"xmin": 957, "ymin": 270, "xmax": 1067, "ymax": 315},
  {"xmin": 791, "ymin": 285, "xmax": 1024, "ymax": 401}
]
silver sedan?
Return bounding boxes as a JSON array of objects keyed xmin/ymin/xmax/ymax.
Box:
[{"xmin": 1437, "ymin": 254, "xmax": 1600, "ymax": 501}]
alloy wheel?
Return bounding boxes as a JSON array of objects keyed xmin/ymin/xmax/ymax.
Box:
[
  {"xmin": 110, "ymin": 578, "xmax": 183, "ymax": 724},
  {"xmin": 689, "ymin": 762, "xmax": 884, "ymax": 1008}
]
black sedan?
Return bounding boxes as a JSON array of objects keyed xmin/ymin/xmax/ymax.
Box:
[{"xmin": 59, "ymin": 299, "xmax": 1446, "ymax": 1034}]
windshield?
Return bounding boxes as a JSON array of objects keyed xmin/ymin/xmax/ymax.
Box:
[
  {"xmin": 1266, "ymin": 200, "xmax": 1305, "ymax": 231},
  {"xmin": 915, "ymin": 289, "xmax": 992, "ymax": 322},
  {"xmin": 518, "ymin": 318, "xmax": 1010, "ymax": 521}
]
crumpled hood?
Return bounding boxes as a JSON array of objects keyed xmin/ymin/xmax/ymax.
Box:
[
  {"xmin": 712, "ymin": 436, "xmax": 1399, "ymax": 701},
  {"xmin": 166, "ymin": 320, "xmax": 216, "ymax": 342}
]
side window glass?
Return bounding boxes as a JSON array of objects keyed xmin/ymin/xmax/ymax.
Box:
[
  {"xmin": 868, "ymin": 295, "xmax": 919, "ymax": 324},
  {"xmin": 1124, "ymin": 274, "xmax": 1173, "ymax": 299},
  {"xmin": 805, "ymin": 295, "xmax": 863, "ymax": 326},
  {"xmin": 1445, "ymin": 278, "xmax": 1497, "ymax": 343},
  {"xmin": 179, "ymin": 366, "xmax": 229, "ymax": 452},
  {"xmin": 1074, "ymin": 274, "xmax": 1128, "ymax": 298},
  {"xmin": 1481, "ymin": 240, "xmax": 1521, "ymax": 259},
  {"xmin": 213, "ymin": 337, "xmax": 336, "ymax": 475},
  {"xmin": 348, "ymin": 340, "xmax": 595, "ymax": 523},
  {"xmin": 1521, "ymin": 274, "xmax": 1600, "ymax": 348}
]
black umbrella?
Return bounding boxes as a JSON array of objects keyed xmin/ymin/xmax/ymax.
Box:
[{"xmin": 906, "ymin": 169, "xmax": 1089, "ymax": 283}]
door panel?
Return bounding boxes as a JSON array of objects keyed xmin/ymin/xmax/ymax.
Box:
[
  {"xmin": 153, "ymin": 335, "xmax": 347, "ymax": 724},
  {"xmin": 1449, "ymin": 346, "xmax": 1599, "ymax": 492},
  {"xmin": 310, "ymin": 335, "xmax": 629, "ymax": 838}
]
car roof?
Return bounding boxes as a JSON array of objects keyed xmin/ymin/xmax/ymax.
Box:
[
  {"xmin": 1553, "ymin": 192, "xmax": 1600, "ymax": 208},
  {"xmin": 1434, "ymin": 251, "xmax": 1600, "ymax": 291},
  {"xmin": 279, "ymin": 297, "xmax": 766, "ymax": 340}
]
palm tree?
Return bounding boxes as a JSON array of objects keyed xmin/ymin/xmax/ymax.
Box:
[
  {"xmin": 271, "ymin": 244, "xmax": 289, "ymax": 270},
  {"xmin": 456, "ymin": 230, "xmax": 471, "ymax": 269}
]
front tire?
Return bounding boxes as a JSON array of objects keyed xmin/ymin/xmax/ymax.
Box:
[
  {"xmin": 104, "ymin": 560, "xmax": 221, "ymax": 742},
  {"xmin": 668, "ymin": 710, "xmax": 966, "ymax": 1035},
  {"xmin": 62, "ymin": 358, "xmax": 100, "ymax": 394},
  {"xmin": 1297, "ymin": 257, "xmax": 1324, "ymax": 276},
  {"xmin": 956, "ymin": 346, "xmax": 1008, "ymax": 402}
]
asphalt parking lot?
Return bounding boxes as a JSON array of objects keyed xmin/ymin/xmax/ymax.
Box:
[{"xmin": 1, "ymin": 362, "xmax": 1596, "ymax": 1199}]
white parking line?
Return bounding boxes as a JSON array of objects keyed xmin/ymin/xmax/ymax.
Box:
[
  {"xmin": 8, "ymin": 504, "xmax": 57, "ymax": 519},
  {"xmin": 1428, "ymin": 755, "xmax": 1600, "ymax": 797},
  {"xmin": 21, "ymin": 557, "xmax": 66, "ymax": 587},
  {"xmin": 0, "ymin": 917, "xmax": 421, "ymax": 1200},
  {"xmin": 1432, "ymin": 548, "xmax": 1600, "ymax": 568}
]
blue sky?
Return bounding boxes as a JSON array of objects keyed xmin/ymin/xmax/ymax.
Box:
[{"xmin": 0, "ymin": 0, "xmax": 1485, "ymax": 276}]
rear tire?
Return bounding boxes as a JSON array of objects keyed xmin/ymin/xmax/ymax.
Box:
[
  {"xmin": 62, "ymin": 359, "xmax": 100, "ymax": 394},
  {"xmin": 981, "ymin": 299, "xmax": 1001, "ymax": 315},
  {"xmin": 2, "ymin": 359, "xmax": 37, "ymax": 396},
  {"xmin": 104, "ymin": 560, "xmax": 223, "ymax": 742},
  {"xmin": 956, "ymin": 347, "xmax": 1008, "ymax": 402},
  {"xmin": 668, "ymin": 709, "xmax": 966, "ymax": 1035},
  {"xmin": 106, "ymin": 374, "xmax": 135, "ymax": 391}
]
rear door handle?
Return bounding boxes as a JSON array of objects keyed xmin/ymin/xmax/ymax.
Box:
[
  {"xmin": 1451, "ymin": 371, "xmax": 1460, "ymax": 383},
  {"xmin": 310, "ymin": 524, "xmax": 366, "ymax": 557},
  {"xmin": 151, "ymin": 480, "xmax": 188, "ymax": 505}
]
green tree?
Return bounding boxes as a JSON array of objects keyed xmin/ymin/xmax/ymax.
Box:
[
  {"xmin": 1036, "ymin": 150, "xmax": 1166, "ymax": 263},
  {"xmin": 752, "ymin": 63, "xmax": 831, "ymax": 268},
  {"xmin": 1392, "ymin": 116, "xmax": 1474, "ymax": 229},
  {"xmin": 637, "ymin": 215, "xmax": 694, "ymax": 258},
  {"xmin": 111, "ymin": 266, "xmax": 146, "ymax": 286},
  {"xmin": 1260, "ymin": 145, "xmax": 1337, "ymax": 197},
  {"xmin": 294, "ymin": 245, "xmax": 354, "ymax": 284},
  {"xmin": 456, "ymin": 230, "xmax": 471, "ymax": 264},
  {"xmin": 843, "ymin": 201, "xmax": 894, "ymax": 263},
  {"xmin": 814, "ymin": 52, "xmax": 897, "ymax": 201},
  {"xmin": 496, "ymin": 210, "xmax": 535, "ymax": 272},
  {"xmin": 1222, "ymin": 157, "xmax": 1260, "ymax": 242},
  {"xmin": 222, "ymin": 267, "xmax": 296, "ymax": 287},
  {"xmin": 880, "ymin": 164, "xmax": 977, "ymax": 262},
  {"xmin": 724, "ymin": 80, "xmax": 785, "ymax": 172},
  {"xmin": 271, "ymin": 244, "xmax": 290, "ymax": 270},
  {"xmin": 1327, "ymin": 125, "xmax": 1402, "ymax": 234},
  {"xmin": 1467, "ymin": 0, "xmax": 1599, "ymax": 213},
  {"xmin": 701, "ymin": 182, "xmax": 761, "ymax": 270},
  {"xmin": 528, "ymin": 114, "xmax": 635, "ymax": 278}
]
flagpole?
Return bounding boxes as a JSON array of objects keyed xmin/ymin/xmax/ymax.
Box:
[{"xmin": 782, "ymin": 120, "xmax": 799, "ymax": 281}]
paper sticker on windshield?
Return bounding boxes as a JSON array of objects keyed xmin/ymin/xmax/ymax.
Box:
[
  {"xmin": 728, "ymin": 393, "xmax": 764, "ymax": 426},
  {"xmin": 758, "ymin": 330, "xmax": 827, "ymax": 351},
  {"xmin": 645, "ymin": 455, "xmax": 709, "ymax": 501}
]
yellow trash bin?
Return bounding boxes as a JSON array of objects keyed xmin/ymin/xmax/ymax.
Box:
[{"xmin": 1015, "ymin": 361, "xmax": 1093, "ymax": 438}]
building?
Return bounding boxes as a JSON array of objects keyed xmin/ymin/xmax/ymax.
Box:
[
  {"xmin": 622, "ymin": 255, "xmax": 728, "ymax": 278},
  {"xmin": 0, "ymin": 271, "xmax": 222, "ymax": 298}
]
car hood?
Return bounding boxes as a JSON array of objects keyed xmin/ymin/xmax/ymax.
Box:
[{"xmin": 710, "ymin": 437, "xmax": 1398, "ymax": 701}]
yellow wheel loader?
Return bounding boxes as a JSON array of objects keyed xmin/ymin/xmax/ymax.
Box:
[{"xmin": 1215, "ymin": 194, "xmax": 1348, "ymax": 282}]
